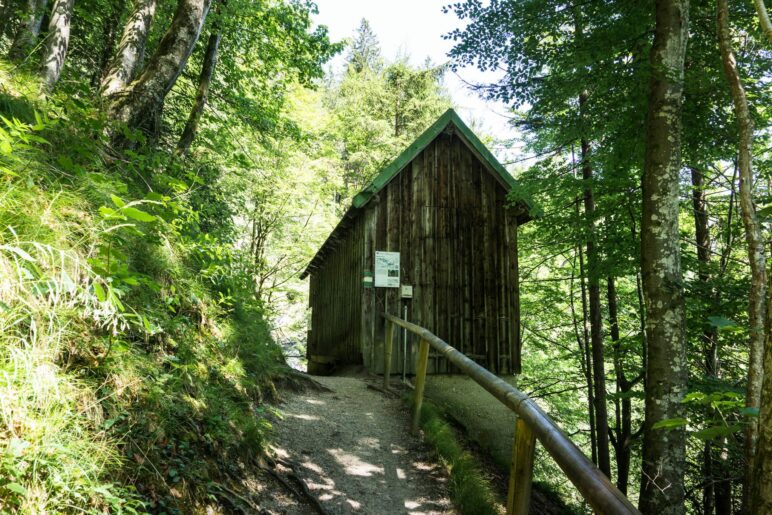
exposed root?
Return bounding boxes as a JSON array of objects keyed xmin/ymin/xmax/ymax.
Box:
[
  {"xmin": 262, "ymin": 456, "xmax": 330, "ymax": 515},
  {"xmin": 209, "ymin": 483, "xmax": 266, "ymax": 514},
  {"xmin": 366, "ymin": 383, "xmax": 401, "ymax": 398}
]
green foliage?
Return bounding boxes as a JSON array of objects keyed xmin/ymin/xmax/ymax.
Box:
[
  {"xmin": 0, "ymin": 66, "xmax": 287, "ymax": 512},
  {"xmin": 445, "ymin": 0, "xmax": 769, "ymax": 510},
  {"xmin": 326, "ymin": 52, "xmax": 452, "ymax": 196},
  {"xmin": 347, "ymin": 18, "xmax": 382, "ymax": 73}
]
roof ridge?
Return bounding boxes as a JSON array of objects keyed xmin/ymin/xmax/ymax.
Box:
[
  {"xmin": 300, "ymin": 109, "xmax": 525, "ymax": 279},
  {"xmin": 351, "ymin": 108, "xmax": 516, "ymax": 209}
]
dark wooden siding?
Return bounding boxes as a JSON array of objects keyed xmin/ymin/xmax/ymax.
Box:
[
  {"xmin": 307, "ymin": 218, "xmax": 364, "ymax": 367},
  {"xmin": 308, "ymin": 127, "xmax": 521, "ymax": 375}
]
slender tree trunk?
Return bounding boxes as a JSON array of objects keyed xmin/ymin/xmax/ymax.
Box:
[
  {"xmin": 716, "ymin": 3, "xmax": 768, "ymax": 512},
  {"xmin": 572, "ymin": 10, "xmax": 610, "ymax": 476},
  {"xmin": 8, "ymin": 0, "xmax": 48, "ymax": 61},
  {"xmin": 753, "ymin": 276, "xmax": 772, "ymax": 512},
  {"xmin": 176, "ymin": 28, "xmax": 220, "ymax": 155},
  {"xmin": 108, "ymin": 0, "xmax": 212, "ymax": 138},
  {"xmin": 753, "ymin": 0, "xmax": 772, "ymax": 43},
  {"xmin": 608, "ymin": 276, "xmax": 632, "ymax": 494},
  {"xmin": 100, "ymin": 0, "xmax": 157, "ymax": 97},
  {"xmin": 578, "ymin": 241, "xmax": 598, "ymax": 465},
  {"xmin": 90, "ymin": 0, "xmax": 124, "ymax": 88},
  {"xmin": 638, "ymin": 0, "xmax": 689, "ymax": 513},
  {"xmin": 572, "ymin": 147, "xmax": 599, "ymax": 467},
  {"xmin": 690, "ymin": 166, "xmax": 723, "ymax": 515},
  {"xmin": 580, "ymin": 118, "xmax": 611, "ymax": 479},
  {"xmin": 39, "ymin": 0, "xmax": 74, "ymax": 90}
]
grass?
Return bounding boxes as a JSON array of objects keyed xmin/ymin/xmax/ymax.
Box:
[
  {"xmin": 0, "ymin": 61, "xmax": 290, "ymax": 513},
  {"xmin": 412, "ymin": 397, "xmax": 501, "ymax": 515}
]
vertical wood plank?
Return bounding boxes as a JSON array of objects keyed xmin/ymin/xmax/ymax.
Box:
[
  {"xmin": 507, "ymin": 417, "xmax": 536, "ymax": 515},
  {"xmin": 412, "ymin": 338, "xmax": 431, "ymax": 433},
  {"xmin": 384, "ymin": 321, "xmax": 394, "ymax": 389}
]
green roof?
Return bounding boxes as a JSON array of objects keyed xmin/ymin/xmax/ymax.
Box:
[{"xmin": 300, "ymin": 108, "xmax": 527, "ymax": 279}]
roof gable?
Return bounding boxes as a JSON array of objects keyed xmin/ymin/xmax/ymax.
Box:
[
  {"xmin": 300, "ymin": 109, "xmax": 525, "ymax": 279},
  {"xmin": 351, "ymin": 109, "xmax": 517, "ymax": 210}
]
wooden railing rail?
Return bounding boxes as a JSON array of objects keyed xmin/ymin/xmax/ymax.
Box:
[{"xmin": 382, "ymin": 313, "xmax": 640, "ymax": 515}]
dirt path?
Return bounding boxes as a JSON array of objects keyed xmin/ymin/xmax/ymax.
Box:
[{"xmin": 259, "ymin": 375, "xmax": 454, "ymax": 514}]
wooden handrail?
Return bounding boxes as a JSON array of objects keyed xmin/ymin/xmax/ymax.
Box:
[{"xmin": 382, "ymin": 313, "xmax": 640, "ymax": 515}]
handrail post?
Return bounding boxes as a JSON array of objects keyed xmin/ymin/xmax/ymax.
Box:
[
  {"xmin": 507, "ymin": 417, "xmax": 536, "ymax": 515},
  {"xmin": 384, "ymin": 320, "xmax": 395, "ymax": 389},
  {"xmin": 411, "ymin": 338, "xmax": 430, "ymax": 433}
]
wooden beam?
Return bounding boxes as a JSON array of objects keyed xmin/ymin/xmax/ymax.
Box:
[
  {"xmin": 507, "ymin": 417, "xmax": 536, "ymax": 515},
  {"xmin": 411, "ymin": 338, "xmax": 430, "ymax": 434},
  {"xmin": 384, "ymin": 321, "xmax": 394, "ymax": 389}
]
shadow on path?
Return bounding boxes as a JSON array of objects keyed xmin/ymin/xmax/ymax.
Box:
[{"xmin": 262, "ymin": 376, "xmax": 454, "ymax": 514}]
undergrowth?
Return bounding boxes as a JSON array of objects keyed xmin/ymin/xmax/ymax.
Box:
[
  {"xmin": 413, "ymin": 398, "xmax": 501, "ymax": 515},
  {"xmin": 0, "ymin": 61, "xmax": 289, "ymax": 513}
]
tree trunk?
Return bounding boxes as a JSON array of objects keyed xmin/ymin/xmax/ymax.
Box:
[
  {"xmin": 690, "ymin": 166, "xmax": 724, "ymax": 515},
  {"xmin": 572, "ymin": 9, "xmax": 610, "ymax": 476},
  {"xmin": 100, "ymin": 0, "xmax": 157, "ymax": 97},
  {"xmin": 176, "ymin": 28, "xmax": 220, "ymax": 156},
  {"xmin": 638, "ymin": 0, "xmax": 689, "ymax": 513},
  {"xmin": 608, "ymin": 276, "xmax": 632, "ymax": 494},
  {"xmin": 108, "ymin": 0, "xmax": 212, "ymax": 138},
  {"xmin": 576, "ymin": 203, "xmax": 598, "ymax": 465},
  {"xmin": 753, "ymin": 277, "xmax": 772, "ymax": 512},
  {"xmin": 39, "ymin": 0, "xmax": 74, "ymax": 90},
  {"xmin": 90, "ymin": 0, "xmax": 124, "ymax": 88},
  {"xmin": 580, "ymin": 251, "xmax": 598, "ymax": 466},
  {"xmin": 716, "ymin": 2, "xmax": 768, "ymax": 512},
  {"xmin": 753, "ymin": 0, "xmax": 772, "ymax": 43},
  {"xmin": 8, "ymin": 0, "xmax": 48, "ymax": 61},
  {"xmin": 580, "ymin": 124, "xmax": 611, "ymax": 480}
]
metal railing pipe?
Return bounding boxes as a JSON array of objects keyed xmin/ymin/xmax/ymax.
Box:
[{"xmin": 383, "ymin": 313, "xmax": 639, "ymax": 515}]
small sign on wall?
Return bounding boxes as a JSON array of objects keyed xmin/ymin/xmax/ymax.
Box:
[{"xmin": 374, "ymin": 251, "xmax": 400, "ymax": 287}]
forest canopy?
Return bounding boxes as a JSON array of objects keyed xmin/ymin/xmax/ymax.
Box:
[{"xmin": 0, "ymin": 0, "xmax": 770, "ymax": 513}]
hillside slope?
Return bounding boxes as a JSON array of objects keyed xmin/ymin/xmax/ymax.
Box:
[{"xmin": 0, "ymin": 62, "xmax": 295, "ymax": 513}]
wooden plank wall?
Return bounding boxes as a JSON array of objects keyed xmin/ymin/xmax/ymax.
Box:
[
  {"xmin": 307, "ymin": 218, "xmax": 364, "ymax": 368},
  {"xmin": 365, "ymin": 129, "xmax": 521, "ymax": 375},
  {"xmin": 308, "ymin": 127, "xmax": 521, "ymax": 375}
]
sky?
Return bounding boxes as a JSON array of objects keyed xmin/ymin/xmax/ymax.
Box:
[{"xmin": 312, "ymin": 0, "xmax": 524, "ymax": 164}]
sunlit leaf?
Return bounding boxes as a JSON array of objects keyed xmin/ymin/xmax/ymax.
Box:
[{"xmin": 122, "ymin": 207, "xmax": 155, "ymax": 222}]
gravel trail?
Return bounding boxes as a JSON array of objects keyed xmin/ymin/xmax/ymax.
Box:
[{"xmin": 262, "ymin": 376, "xmax": 454, "ymax": 514}]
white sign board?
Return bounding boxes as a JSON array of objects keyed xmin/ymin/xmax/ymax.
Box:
[{"xmin": 374, "ymin": 251, "xmax": 400, "ymax": 287}]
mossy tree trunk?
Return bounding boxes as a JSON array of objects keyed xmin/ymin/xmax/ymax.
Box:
[
  {"xmin": 107, "ymin": 0, "xmax": 212, "ymax": 138},
  {"xmin": 100, "ymin": 0, "xmax": 157, "ymax": 97},
  {"xmin": 176, "ymin": 28, "xmax": 220, "ymax": 156},
  {"xmin": 755, "ymin": 275, "xmax": 772, "ymax": 512},
  {"xmin": 638, "ymin": 0, "xmax": 689, "ymax": 512},
  {"xmin": 8, "ymin": 0, "xmax": 49, "ymax": 61},
  {"xmin": 716, "ymin": 2, "xmax": 768, "ymax": 512}
]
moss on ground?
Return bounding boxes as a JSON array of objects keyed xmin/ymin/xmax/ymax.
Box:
[{"xmin": 412, "ymin": 397, "xmax": 501, "ymax": 515}]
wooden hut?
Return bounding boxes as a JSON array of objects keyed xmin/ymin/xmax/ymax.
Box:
[{"xmin": 300, "ymin": 109, "xmax": 531, "ymax": 376}]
